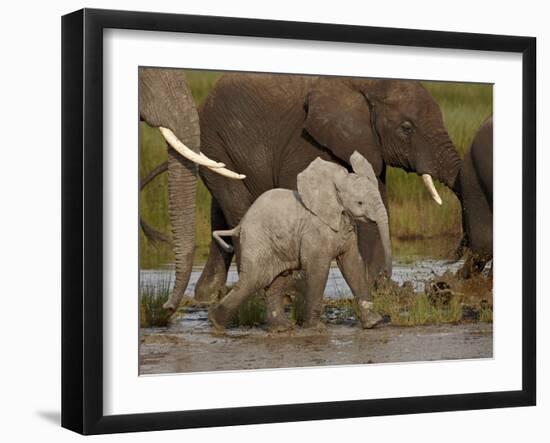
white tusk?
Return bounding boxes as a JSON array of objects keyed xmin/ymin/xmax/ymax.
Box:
[
  {"xmin": 422, "ymin": 174, "xmax": 442, "ymax": 205},
  {"xmin": 206, "ymin": 166, "xmax": 246, "ymax": 180},
  {"xmin": 200, "ymin": 152, "xmax": 225, "ymax": 168},
  {"xmin": 159, "ymin": 126, "xmax": 246, "ymax": 180},
  {"xmin": 158, "ymin": 127, "xmax": 225, "ymax": 169}
]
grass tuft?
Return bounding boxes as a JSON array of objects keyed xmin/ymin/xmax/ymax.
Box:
[
  {"xmin": 371, "ymin": 273, "xmax": 492, "ymax": 326},
  {"xmin": 231, "ymin": 292, "xmax": 267, "ymax": 327},
  {"xmin": 140, "ymin": 279, "xmax": 173, "ymax": 328}
]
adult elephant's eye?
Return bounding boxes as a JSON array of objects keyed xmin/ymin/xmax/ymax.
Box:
[{"xmin": 400, "ymin": 121, "xmax": 413, "ymax": 136}]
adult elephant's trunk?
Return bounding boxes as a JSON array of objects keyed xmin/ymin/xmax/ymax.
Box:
[
  {"xmin": 375, "ymin": 206, "xmax": 392, "ymax": 277},
  {"xmin": 140, "ymin": 68, "xmax": 200, "ymax": 313},
  {"xmin": 416, "ymin": 131, "xmax": 463, "ymax": 203},
  {"xmin": 434, "ymin": 136, "xmax": 462, "ymax": 195},
  {"xmin": 140, "ymin": 68, "xmax": 246, "ymax": 313},
  {"xmin": 165, "ymin": 148, "xmax": 198, "ymax": 312}
]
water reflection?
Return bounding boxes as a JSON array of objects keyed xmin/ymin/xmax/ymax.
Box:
[{"xmin": 140, "ymin": 258, "xmax": 464, "ymax": 299}]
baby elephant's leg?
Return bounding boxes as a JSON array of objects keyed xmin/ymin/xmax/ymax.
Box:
[
  {"xmin": 302, "ymin": 258, "xmax": 331, "ymax": 329},
  {"xmin": 336, "ymin": 240, "xmax": 383, "ymax": 329},
  {"xmin": 209, "ymin": 274, "xmax": 261, "ymax": 330},
  {"xmin": 265, "ymin": 273, "xmax": 295, "ymax": 332}
]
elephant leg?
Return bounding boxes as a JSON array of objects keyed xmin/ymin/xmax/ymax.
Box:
[
  {"xmin": 301, "ymin": 258, "xmax": 331, "ymax": 329},
  {"xmin": 336, "ymin": 240, "xmax": 383, "ymax": 329},
  {"xmin": 460, "ymin": 251, "xmax": 488, "ymax": 279},
  {"xmin": 265, "ymin": 273, "xmax": 295, "ymax": 332},
  {"xmin": 358, "ymin": 179, "xmax": 389, "ymax": 282},
  {"xmin": 459, "ymin": 149, "xmax": 493, "ymax": 278},
  {"xmin": 208, "ymin": 268, "xmax": 268, "ymax": 329},
  {"xmin": 198, "ymin": 163, "xmax": 255, "ymax": 299},
  {"xmin": 358, "ymin": 222, "xmax": 385, "ymax": 280},
  {"xmin": 195, "ymin": 198, "xmax": 234, "ymax": 302},
  {"xmin": 471, "ymin": 254, "xmax": 490, "ymax": 275}
]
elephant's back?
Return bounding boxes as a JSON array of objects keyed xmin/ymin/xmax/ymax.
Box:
[
  {"xmin": 242, "ymin": 189, "xmax": 305, "ymax": 228},
  {"xmin": 239, "ymin": 189, "xmax": 305, "ymax": 265},
  {"xmin": 240, "ymin": 190, "xmax": 304, "ymax": 237},
  {"xmin": 199, "ymin": 74, "xmax": 317, "ymax": 195}
]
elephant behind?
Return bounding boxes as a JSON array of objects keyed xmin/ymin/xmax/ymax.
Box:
[
  {"xmin": 194, "ymin": 73, "xmax": 462, "ymax": 302},
  {"xmin": 139, "ymin": 68, "xmax": 245, "ymax": 312},
  {"xmin": 457, "ymin": 116, "xmax": 493, "ymax": 276}
]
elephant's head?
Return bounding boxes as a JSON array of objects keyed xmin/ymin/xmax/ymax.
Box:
[
  {"xmin": 304, "ymin": 77, "xmax": 461, "ymax": 202},
  {"xmin": 139, "ymin": 68, "xmax": 244, "ymax": 313},
  {"xmin": 297, "ymin": 152, "xmax": 392, "ymax": 276}
]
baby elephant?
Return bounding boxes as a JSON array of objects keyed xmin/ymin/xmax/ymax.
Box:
[{"xmin": 209, "ymin": 152, "xmax": 392, "ymax": 331}]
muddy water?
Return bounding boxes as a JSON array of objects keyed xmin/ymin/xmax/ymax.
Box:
[
  {"xmin": 140, "ymin": 317, "xmax": 492, "ymax": 374},
  {"xmin": 140, "ymin": 259, "xmax": 465, "ymax": 297},
  {"xmin": 140, "ymin": 258, "xmax": 492, "ymax": 374}
]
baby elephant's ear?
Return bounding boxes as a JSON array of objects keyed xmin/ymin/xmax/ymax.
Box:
[
  {"xmin": 297, "ymin": 158, "xmax": 347, "ymax": 231},
  {"xmin": 350, "ymin": 151, "xmax": 378, "ymax": 185}
]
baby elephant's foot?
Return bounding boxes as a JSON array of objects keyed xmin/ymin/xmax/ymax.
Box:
[
  {"xmin": 358, "ymin": 300, "xmax": 383, "ymax": 329},
  {"xmin": 266, "ymin": 311, "xmax": 291, "ymax": 333},
  {"xmin": 208, "ymin": 305, "xmax": 232, "ymax": 331},
  {"xmin": 361, "ymin": 311, "xmax": 383, "ymax": 329}
]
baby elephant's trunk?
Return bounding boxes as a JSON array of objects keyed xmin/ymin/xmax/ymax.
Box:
[{"xmin": 212, "ymin": 226, "xmax": 240, "ymax": 254}]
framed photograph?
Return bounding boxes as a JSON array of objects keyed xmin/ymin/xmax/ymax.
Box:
[{"xmin": 62, "ymin": 8, "xmax": 536, "ymax": 435}]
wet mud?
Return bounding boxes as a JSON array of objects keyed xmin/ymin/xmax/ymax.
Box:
[
  {"xmin": 140, "ymin": 308, "xmax": 492, "ymax": 374},
  {"xmin": 140, "ymin": 259, "xmax": 492, "ymax": 374}
]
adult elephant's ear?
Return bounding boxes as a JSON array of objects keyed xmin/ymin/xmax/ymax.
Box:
[
  {"xmin": 297, "ymin": 158, "xmax": 347, "ymax": 232},
  {"xmin": 303, "ymin": 80, "xmax": 383, "ymax": 175}
]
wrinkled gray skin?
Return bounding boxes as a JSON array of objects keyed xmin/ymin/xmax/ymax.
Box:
[
  {"xmin": 139, "ymin": 68, "xmax": 200, "ymax": 312},
  {"xmin": 457, "ymin": 116, "xmax": 493, "ymax": 277},
  {"xmin": 195, "ymin": 73, "xmax": 461, "ymax": 302},
  {"xmin": 209, "ymin": 152, "xmax": 391, "ymax": 331}
]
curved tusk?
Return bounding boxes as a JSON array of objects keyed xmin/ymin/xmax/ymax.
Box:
[
  {"xmin": 200, "ymin": 152, "xmax": 225, "ymax": 168},
  {"xmin": 206, "ymin": 166, "xmax": 246, "ymax": 180},
  {"xmin": 159, "ymin": 126, "xmax": 245, "ymax": 180},
  {"xmin": 158, "ymin": 127, "xmax": 225, "ymax": 169},
  {"xmin": 422, "ymin": 174, "xmax": 442, "ymax": 205}
]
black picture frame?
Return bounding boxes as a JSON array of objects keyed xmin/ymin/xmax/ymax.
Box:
[{"xmin": 61, "ymin": 8, "xmax": 536, "ymax": 435}]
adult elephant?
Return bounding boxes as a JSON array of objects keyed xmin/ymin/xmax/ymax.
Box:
[
  {"xmin": 193, "ymin": 73, "xmax": 462, "ymax": 301},
  {"xmin": 139, "ymin": 68, "xmax": 244, "ymax": 312},
  {"xmin": 457, "ymin": 116, "xmax": 493, "ymax": 277}
]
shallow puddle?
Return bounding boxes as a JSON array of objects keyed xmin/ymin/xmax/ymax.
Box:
[{"xmin": 141, "ymin": 258, "xmax": 465, "ymax": 299}]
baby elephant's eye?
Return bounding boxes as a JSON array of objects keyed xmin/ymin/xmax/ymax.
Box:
[{"xmin": 357, "ymin": 201, "xmax": 363, "ymax": 206}]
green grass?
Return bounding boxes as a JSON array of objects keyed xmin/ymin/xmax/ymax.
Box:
[
  {"xmin": 231, "ymin": 292, "xmax": 268, "ymax": 328},
  {"xmin": 139, "ymin": 71, "xmax": 492, "ymax": 268},
  {"xmin": 479, "ymin": 304, "xmax": 493, "ymax": 322},
  {"xmin": 370, "ymin": 274, "xmax": 490, "ymax": 326},
  {"xmin": 189, "ymin": 270, "xmax": 492, "ymax": 328},
  {"xmin": 291, "ymin": 291, "xmax": 307, "ymax": 325},
  {"xmin": 140, "ymin": 279, "xmax": 173, "ymax": 327}
]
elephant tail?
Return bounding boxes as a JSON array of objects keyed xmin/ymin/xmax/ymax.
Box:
[
  {"xmin": 140, "ymin": 217, "xmax": 173, "ymax": 247},
  {"xmin": 141, "ymin": 161, "xmax": 168, "ymax": 190},
  {"xmin": 212, "ymin": 226, "xmax": 240, "ymax": 254},
  {"xmin": 139, "ymin": 161, "xmax": 172, "ymax": 247}
]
